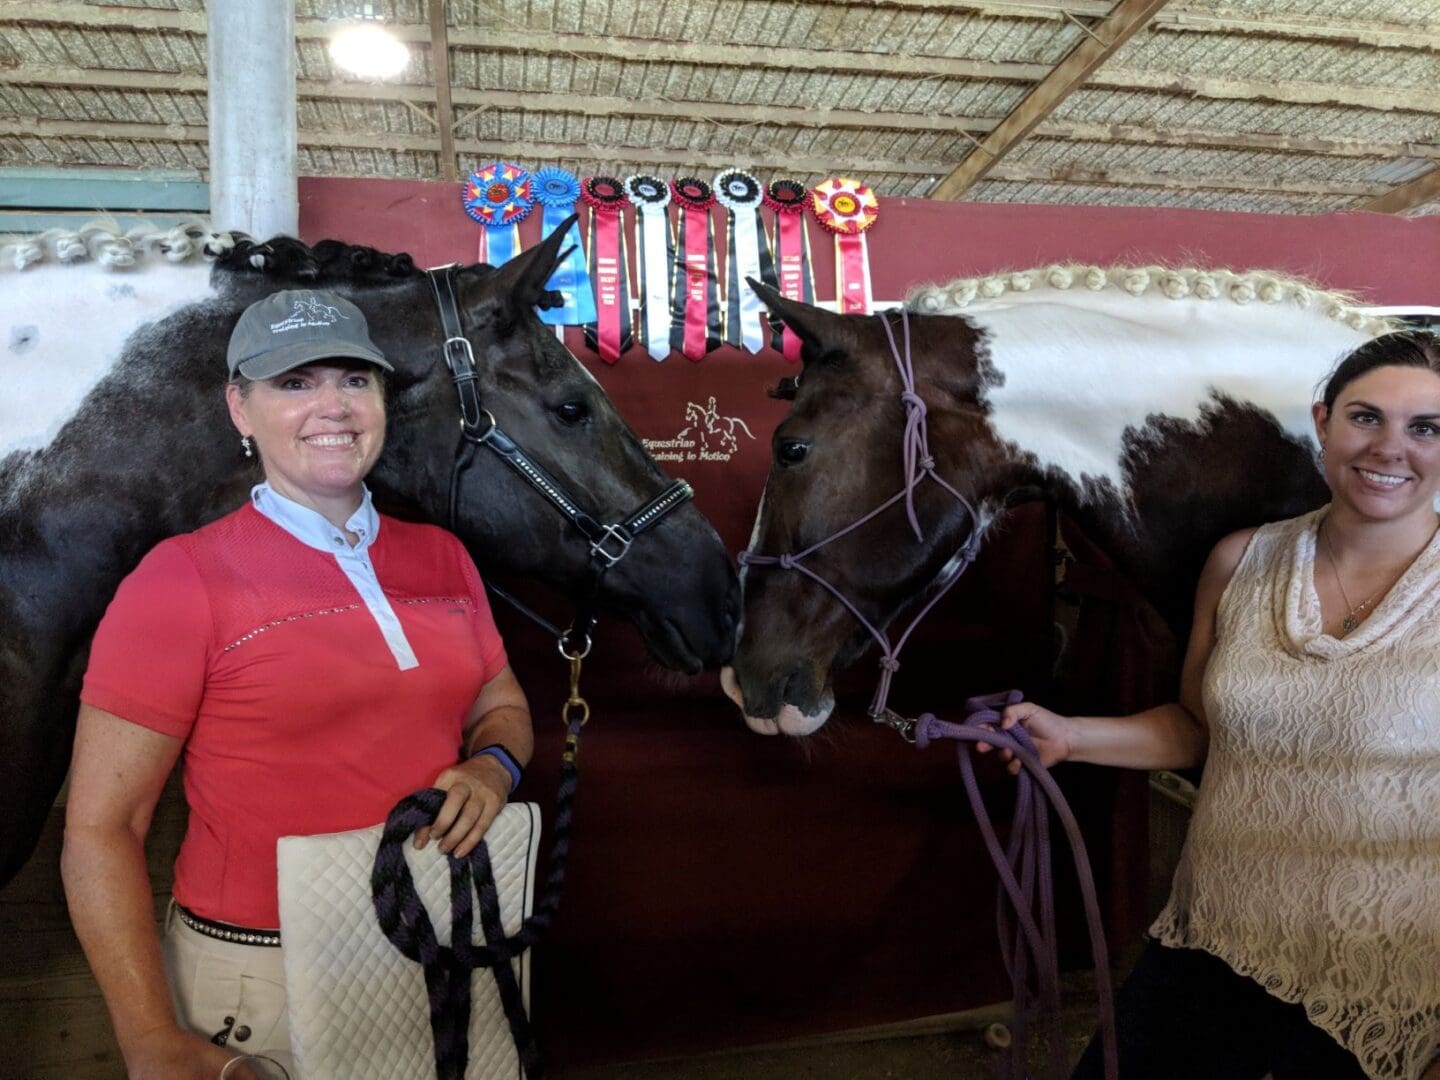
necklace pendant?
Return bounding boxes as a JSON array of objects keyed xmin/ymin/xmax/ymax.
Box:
[{"xmin": 1341, "ymin": 613, "xmax": 1358, "ymax": 635}]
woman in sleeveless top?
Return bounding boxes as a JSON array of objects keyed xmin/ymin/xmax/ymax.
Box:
[{"xmin": 985, "ymin": 330, "xmax": 1440, "ymax": 1080}]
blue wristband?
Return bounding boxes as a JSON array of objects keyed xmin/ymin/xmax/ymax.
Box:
[{"xmin": 471, "ymin": 744, "xmax": 522, "ymax": 794}]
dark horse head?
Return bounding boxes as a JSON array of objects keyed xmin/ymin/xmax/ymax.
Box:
[
  {"xmin": 726, "ymin": 275, "xmax": 1364, "ymax": 735},
  {"xmin": 0, "ymin": 222, "xmax": 737, "ymax": 884},
  {"xmin": 722, "ymin": 290, "xmax": 1005, "ymax": 735}
]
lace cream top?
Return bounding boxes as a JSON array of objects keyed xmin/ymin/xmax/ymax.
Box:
[{"xmin": 1152, "ymin": 508, "xmax": 1440, "ymax": 1080}]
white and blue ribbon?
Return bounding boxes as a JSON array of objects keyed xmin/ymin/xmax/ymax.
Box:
[
  {"xmin": 532, "ymin": 166, "xmax": 597, "ymax": 325},
  {"xmin": 625, "ymin": 174, "xmax": 674, "ymax": 362}
]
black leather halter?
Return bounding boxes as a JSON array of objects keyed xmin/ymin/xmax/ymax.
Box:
[{"xmin": 426, "ymin": 264, "xmax": 694, "ymax": 655}]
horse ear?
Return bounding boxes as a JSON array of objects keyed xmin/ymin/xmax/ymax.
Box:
[
  {"xmin": 488, "ymin": 214, "xmax": 575, "ymax": 310},
  {"xmin": 746, "ymin": 277, "xmax": 849, "ymax": 362}
]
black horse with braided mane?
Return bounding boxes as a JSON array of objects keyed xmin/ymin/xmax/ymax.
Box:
[{"xmin": 0, "ymin": 222, "xmax": 739, "ymax": 886}]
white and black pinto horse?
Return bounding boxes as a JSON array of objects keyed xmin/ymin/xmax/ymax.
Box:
[
  {"xmin": 724, "ymin": 265, "xmax": 1388, "ymax": 735},
  {"xmin": 0, "ymin": 223, "xmax": 739, "ymax": 884}
]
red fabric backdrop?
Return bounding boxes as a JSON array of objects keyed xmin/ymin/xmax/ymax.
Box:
[{"xmin": 297, "ymin": 179, "xmax": 1437, "ymax": 1066}]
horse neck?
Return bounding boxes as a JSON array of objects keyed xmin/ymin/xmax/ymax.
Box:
[{"xmin": 1, "ymin": 324, "xmax": 251, "ymax": 628}]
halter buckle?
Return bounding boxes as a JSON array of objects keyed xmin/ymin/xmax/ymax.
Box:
[
  {"xmin": 588, "ymin": 524, "xmax": 633, "ymax": 567},
  {"xmin": 443, "ymin": 334, "xmax": 476, "ymax": 370}
]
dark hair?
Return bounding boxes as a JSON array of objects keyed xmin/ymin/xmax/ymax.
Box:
[
  {"xmin": 1320, "ymin": 329, "xmax": 1440, "ymax": 410},
  {"xmin": 215, "ymin": 236, "xmax": 420, "ymax": 284}
]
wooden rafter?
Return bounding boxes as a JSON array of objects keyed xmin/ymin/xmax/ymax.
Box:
[
  {"xmin": 986, "ymin": 162, "xmax": 1389, "ymax": 198},
  {"xmin": 6, "ymin": 69, "xmax": 1436, "ymax": 168},
  {"xmin": 1, "ymin": 117, "xmax": 1406, "ymax": 203},
  {"xmin": 930, "ymin": 0, "xmax": 1170, "ymax": 201},
  {"xmin": 1356, "ymin": 167, "xmax": 1440, "ymax": 214},
  {"xmin": 427, "ymin": 0, "xmax": 456, "ymax": 182},
  {"xmin": 12, "ymin": 0, "xmax": 1438, "ymax": 52},
  {"xmin": 1151, "ymin": 10, "xmax": 1440, "ymax": 51},
  {"xmin": 5, "ymin": 12, "xmax": 1436, "ymax": 114}
]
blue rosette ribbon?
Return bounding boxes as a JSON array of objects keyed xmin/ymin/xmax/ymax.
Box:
[
  {"xmin": 531, "ymin": 166, "xmax": 597, "ymax": 326},
  {"xmin": 463, "ymin": 161, "xmax": 533, "ymax": 265}
]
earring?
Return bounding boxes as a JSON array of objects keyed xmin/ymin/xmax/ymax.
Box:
[
  {"xmin": 1318, "ymin": 446, "xmax": 1326, "ymax": 463},
  {"xmin": 241, "ymin": 435, "xmax": 254, "ymax": 459}
]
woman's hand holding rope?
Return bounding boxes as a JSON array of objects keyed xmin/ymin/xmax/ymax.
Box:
[
  {"xmin": 976, "ymin": 701, "xmax": 1076, "ymax": 775},
  {"xmin": 412, "ymin": 757, "xmax": 510, "ymax": 859}
]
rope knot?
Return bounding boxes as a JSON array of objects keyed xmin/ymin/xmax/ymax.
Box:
[
  {"xmin": 878, "ymin": 656, "xmax": 901, "ymax": 673},
  {"xmin": 919, "ymin": 455, "xmax": 936, "ymax": 471},
  {"xmin": 777, "ymin": 554, "xmax": 796, "ymax": 569},
  {"xmin": 900, "ymin": 390, "xmax": 927, "ymax": 417}
]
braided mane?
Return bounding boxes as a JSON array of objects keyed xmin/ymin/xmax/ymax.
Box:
[
  {"xmin": 907, "ymin": 263, "xmax": 1394, "ymax": 337},
  {"xmin": 0, "ymin": 219, "xmax": 423, "ymax": 285}
]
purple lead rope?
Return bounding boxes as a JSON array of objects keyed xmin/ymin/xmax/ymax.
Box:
[{"xmin": 918, "ymin": 690, "xmax": 1118, "ymax": 1080}]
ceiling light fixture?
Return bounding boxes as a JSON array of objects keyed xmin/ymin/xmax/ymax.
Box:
[{"xmin": 329, "ymin": 6, "xmax": 409, "ymax": 79}]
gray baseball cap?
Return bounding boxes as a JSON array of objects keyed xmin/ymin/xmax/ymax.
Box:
[{"xmin": 226, "ymin": 289, "xmax": 393, "ymax": 380}]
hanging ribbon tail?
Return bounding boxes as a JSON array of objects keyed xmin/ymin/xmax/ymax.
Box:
[
  {"xmin": 834, "ymin": 230, "xmax": 873, "ymax": 315},
  {"xmin": 636, "ymin": 205, "xmax": 674, "ymax": 362},
  {"xmin": 670, "ymin": 206, "xmax": 722, "ymax": 362},
  {"xmin": 539, "ymin": 205, "xmax": 597, "ymax": 326},
  {"xmin": 482, "ymin": 224, "xmax": 521, "ymax": 267},
  {"xmin": 583, "ymin": 207, "xmax": 633, "ymax": 364},
  {"xmin": 724, "ymin": 207, "xmax": 770, "ymax": 353},
  {"xmin": 771, "ymin": 211, "xmax": 815, "ymax": 362}
]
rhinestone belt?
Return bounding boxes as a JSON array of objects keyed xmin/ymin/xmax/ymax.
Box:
[{"xmin": 175, "ymin": 903, "xmax": 281, "ymax": 948}]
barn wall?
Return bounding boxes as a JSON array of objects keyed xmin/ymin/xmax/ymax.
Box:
[{"xmin": 298, "ymin": 177, "xmax": 1440, "ymax": 306}]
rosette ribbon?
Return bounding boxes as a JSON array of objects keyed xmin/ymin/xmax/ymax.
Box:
[
  {"xmin": 764, "ymin": 179, "xmax": 814, "ymax": 361},
  {"xmin": 580, "ymin": 176, "xmax": 634, "ymax": 364},
  {"xmin": 811, "ymin": 176, "xmax": 879, "ymax": 315},
  {"xmin": 714, "ymin": 169, "xmax": 774, "ymax": 354},
  {"xmin": 668, "ymin": 177, "xmax": 723, "ymax": 362},
  {"xmin": 625, "ymin": 175, "xmax": 674, "ymax": 362},
  {"xmin": 532, "ymin": 166, "xmax": 596, "ymax": 326},
  {"xmin": 463, "ymin": 161, "xmax": 534, "ymax": 265}
]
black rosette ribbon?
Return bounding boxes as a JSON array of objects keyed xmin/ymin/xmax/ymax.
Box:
[
  {"xmin": 714, "ymin": 169, "xmax": 773, "ymax": 354},
  {"xmin": 764, "ymin": 179, "xmax": 815, "ymax": 361},
  {"xmin": 580, "ymin": 176, "xmax": 633, "ymax": 363},
  {"xmin": 668, "ymin": 177, "xmax": 722, "ymax": 361},
  {"xmin": 626, "ymin": 175, "xmax": 674, "ymax": 361}
]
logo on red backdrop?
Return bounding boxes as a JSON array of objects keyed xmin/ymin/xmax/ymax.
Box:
[{"xmin": 643, "ymin": 395, "xmax": 755, "ymax": 463}]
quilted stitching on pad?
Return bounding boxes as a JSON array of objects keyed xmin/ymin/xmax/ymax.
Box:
[{"xmin": 277, "ymin": 802, "xmax": 541, "ymax": 1079}]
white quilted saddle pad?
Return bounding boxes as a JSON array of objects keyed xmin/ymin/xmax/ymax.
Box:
[{"xmin": 277, "ymin": 801, "xmax": 541, "ymax": 1080}]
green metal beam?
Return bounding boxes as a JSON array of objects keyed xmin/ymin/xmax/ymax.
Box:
[
  {"xmin": 0, "ymin": 168, "xmax": 209, "ymax": 213},
  {"xmin": 0, "ymin": 210, "xmax": 207, "ymax": 240}
]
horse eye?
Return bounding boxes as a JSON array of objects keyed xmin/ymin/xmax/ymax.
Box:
[
  {"xmin": 776, "ymin": 439, "xmax": 810, "ymax": 466},
  {"xmin": 555, "ymin": 400, "xmax": 589, "ymax": 425}
]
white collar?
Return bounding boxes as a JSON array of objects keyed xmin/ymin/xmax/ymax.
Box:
[{"xmin": 250, "ymin": 482, "xmax": 380, "ymax": 555}]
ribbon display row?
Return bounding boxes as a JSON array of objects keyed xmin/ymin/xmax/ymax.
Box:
[{"xmin": 462, "ymin": 164, "xmax": 881, "ymax": 364}]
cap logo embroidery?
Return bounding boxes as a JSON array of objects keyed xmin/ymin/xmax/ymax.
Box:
[{"xmin": 269, "ymin": 295, "xmax": 349, "ymax": 335}]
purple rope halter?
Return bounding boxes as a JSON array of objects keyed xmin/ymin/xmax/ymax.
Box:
[
  {"xmin": 737, "ymin": 307, "xmax": 983, "ymax": 727},
  {"xmin": 738, "ymin": 307, "xmax": 1118, "ymax": 1078}
]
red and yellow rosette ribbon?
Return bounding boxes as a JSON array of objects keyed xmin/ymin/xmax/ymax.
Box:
[{"xmin": 810, "ymin": 177, "xmax": 878, "ymax": 315}]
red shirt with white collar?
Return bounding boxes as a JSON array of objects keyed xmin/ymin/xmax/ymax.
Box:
[{"xmin": 81, "ymin": 501, "xmax": 507, "ymax": 927}]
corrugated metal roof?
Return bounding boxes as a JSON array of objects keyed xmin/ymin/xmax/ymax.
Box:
[{"xmin": 1, "ymin": 0, "xmax": 1436, "ymax": 215}]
